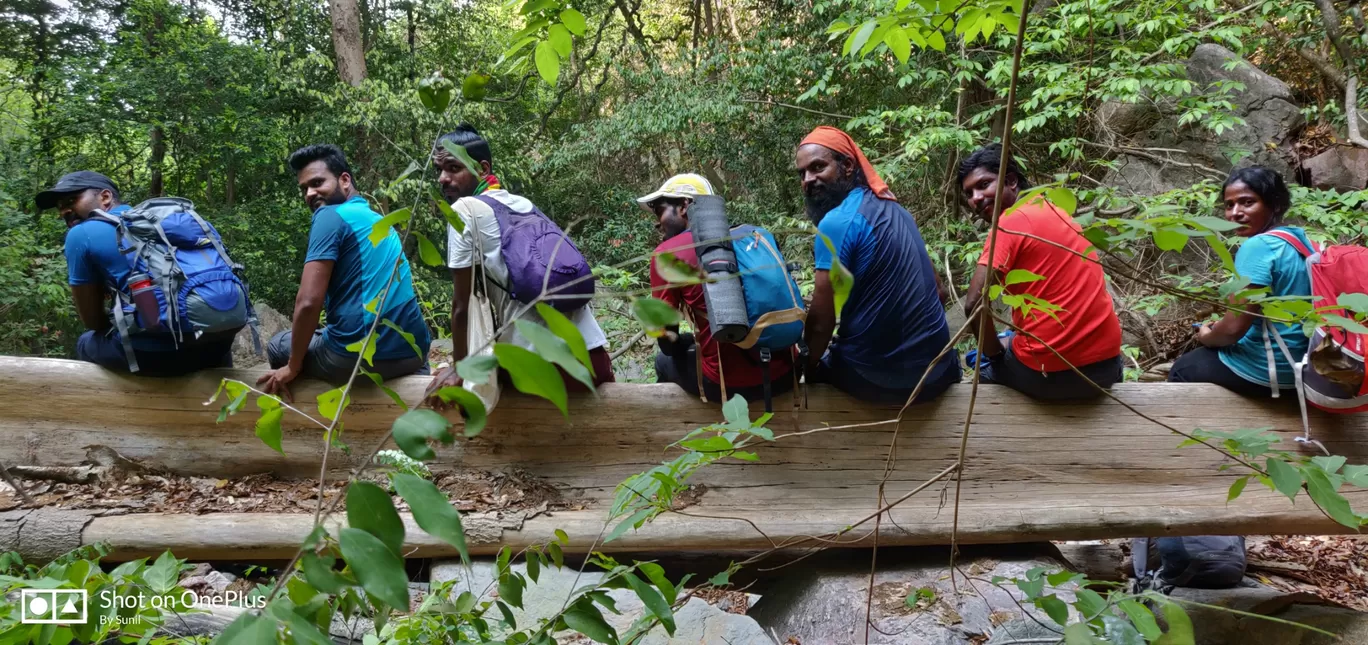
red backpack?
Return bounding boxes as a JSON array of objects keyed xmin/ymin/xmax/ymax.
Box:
[{"xmin": 1262, "ymin": 230, "xmax": 1368, "ymax": 428}]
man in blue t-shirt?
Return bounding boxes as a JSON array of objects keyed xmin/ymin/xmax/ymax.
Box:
[
  {"xmin": 257, "ymin": 145, "xmax": 431, "ymax": 398},
  {"xmin": 37, "ymin": 171, "xmax": 234, "ymax": 375},
  {"xmin": 796, "ymin": 127, "xmax": 960, "ymax": 404}
]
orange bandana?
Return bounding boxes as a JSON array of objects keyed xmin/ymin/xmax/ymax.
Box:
[{"xmin": 799, "ymin": 126, "xmax": 896, "ymax": 202}]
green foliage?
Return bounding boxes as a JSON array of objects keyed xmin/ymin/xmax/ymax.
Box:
[{"xmin": 1182, "ymin": 428, "xmax": 1368, "ymax": 528}]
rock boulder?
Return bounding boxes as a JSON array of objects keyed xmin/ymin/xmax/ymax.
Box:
[
  {"xmin": 1104, "ymin": 44, "xmax": 1305, "ymax": 196},
  {"xmin": 1302, "ymin": 146, "xmax": 1368, "ymax": 192},
  {"xmin": 232, "ymin": 302, "xmax": 288, "ymax": 369}
]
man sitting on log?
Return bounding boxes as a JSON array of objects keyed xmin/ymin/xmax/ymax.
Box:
[
  {"xmin": 258, "ymin": 144, "xmax": 432, "ymax": 398},
  {"xmin": 796, "ymin": 126, "xmax": 960, "ymax": 404},
  {"xmin": 640, "ymin": 173, "xmax": 795, "ymax": 402},
  {"xmin": 959, "ymin": 143, "xmax": 1123, "ymax": 399},
  {"xmin": 424, "ymin": 124, "xmax": 614, "ymax": 403},
  {"xmin": 38, "ymin": 171, "xmax": 238, "ymax": 375}
]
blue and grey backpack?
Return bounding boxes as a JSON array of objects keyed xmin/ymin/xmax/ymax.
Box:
[{"xmin": 93, "ymin": 197, "xmax": 259, "ymax": 372}]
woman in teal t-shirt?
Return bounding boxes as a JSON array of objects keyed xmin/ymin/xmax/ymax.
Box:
[{"xmin": 1168, "ymin": 166, "xmax": 1312, "ymax": 397}]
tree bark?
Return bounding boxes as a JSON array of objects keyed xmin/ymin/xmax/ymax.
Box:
[
  {"xmin": 148, "ymin": 126, "xmax": 166, "ymax": 196},
  {"xmin": 225, "ymin": 159, "xmax": 236, "ymax": 207},
  {"xmin": 330, "ymin": 0, "xmax": 368, "ymax": 86}
]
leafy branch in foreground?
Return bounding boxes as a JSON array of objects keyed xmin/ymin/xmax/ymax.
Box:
[{"xmin": 1184, "ymin": 427, "xmax": 1368, "ymax": 528}]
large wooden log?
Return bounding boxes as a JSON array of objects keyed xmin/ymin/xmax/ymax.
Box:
[{"xmin": 1, "ymin": 356, "xmax": 1365, "ymax": 561}]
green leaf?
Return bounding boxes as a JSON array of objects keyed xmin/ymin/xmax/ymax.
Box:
[
  {"xmin": 362, "ymin": 371, "xmax": 409, "ymax": 411},
  {"xmin": 515, "ymin": 320, "xmax": 594, "ymax": 391},
  {"xmin": 655, "ymin": 252, "xmax": 703, "ymax": 284},
  {"xmin": 255, "ymin": 407, "xmax": 285, "ymax": 455},
  {"xmin": 453, "ymin": 591, "xmax": 477, "ymax": 614},
  {"xmin": 1074, "ymin": 588, "xmax": 1107, "ymax": 619},
  {"xmin": 1063, "ymin": 622, "xmax": 1099, "ymax": 644},
  {"xmin": 391, "ymin": 409, "xmax": 455, "ymax": 461},
  {"xmin": 547, "ymin": 24, "xmax": 572, "ymax": 57},
  {"xmin": 520, "ymin": 0, "xmax": 554, "ymax": 14},
  {"xmin": 457, "ymin": 354, "xmax": 499, "ymax": 385},
  {"xmin": 624, "ymin": 573, "xmax": 676, "ymax": 635},
  {"xmin": 722, "ymin": 394, "xmax": 749, "ymax": 427},
  {"xmin": 1038, "ymin": 594, "xmax": 1069, "ymax": 626},
  {"xmin": 415, "ymin": 232, "xmax": 443, "ymax": 267},
  {"xmin": 1206, "ymin": 234, "xmax": 1237, "ymax": 271},
  {"xmin": 632, "ymin": 296, "xmax": 682, "ymax": 335},
  {"xmin": 369, "ymin": 209, "xmax": 412, "ymax": 247},
  {"xmin": 317, "ymin": 387, "xmax": 351, "ymax": 421},
  {"xmin": 527, "ymin": 549, "xmax": 541, "ymax": 583},
  {"xmin": 1227, "ymin": 475, "xmax": 1249, "ymax": 502},
  {"xmin": 564, "ymin": 599, "xmax": 619, "ymax": 645},
  {"xmin": 1118, "ymin": 599, "xmax": 1161, "ymax": 640},
  {"xmin": 500, "ymin": 571, "xmax": 526, "ymax": 609},
  {"xmin": 495, "ymin": 599, "xmax": 516, "ymax": 628},
  {"xmin": 1046, "ymin": 186, "xmax": 1077, "ymax": 215},
  {"xmin": 534, "ymin": 40, "xmax": 560, "ymax": 84},
  {"xmin": 495, "ymin": 343, "xmax": 569, "ymax": 416},
  {"xmin": 1153, "ymin": 227, "xmax": 1188, "ymax": 252},
  {"xmin": 555, "ymin": 528, "xmax": 570, "ymax": 545},
  {"xmin": 1303, "ymin": 465, "xmax": 1362, "ymax": 528},
  {"xmin": 1267, "ymin": 458, "xmax": 1302, "ymax": 501},
  {"xmin": 1188, "ymin": 215, "xmax": 1243, "ymax": 232},
  {"xmin": 392, "ymin": 473, "xmax": 470, "ymax": 564},
  {"xmin": 431, "ymin": 387, "xmax": 489, "ymax": 437},
  {"xmin": 301, "ymin": 553, "xmax": 351, "ymax": 594},
  {"xmin": 885, "ymin": 28, "xmax": 911, "ymax": 64},
  {"xmin": 338, "ymin": 528, "xmax": 410, "ymax": 611},
  {"xmin": 215, "ymin": 613, "xmax": 277, "ymax": 645},
  {"xmin": 283, "ymin": 610, "xmax": 333, "ymax": 645},
  {"xmin": 1153, "ymin": 600, "xmax": 1196, "ymax": 645},
  {"xmin": 460, "ymin": 72, "xmax": 491, "ymax": 101},
  {"xmin": 430, "ymin": 184, "xmax": 464, "ymax": 235},
  {"xmin": 605, "ymin": 508, "xmax": 653, "ymax": 543},
  {"xmin": 1342, "ymin": 464, "xmax": 1368, "ymax": 487},
  {"xmin": 380, "ymin": 318, "xmax": 425, "ymax": 360},
  {"xmin": 143, "ymin": 551, "xmax": 181, "ymax": 594},
  {"xmin": 926, "ymin": 29, "xmax": 946, "ymax": 51},
  {"xmin": 844, "ymin": 21, "xmax": 877, "ymax": 57},
  {"xmin": 1004, "ymin": 269, "xmax": 1045, "ymax": 286},
  {"xmin": 1338, "ymin": 292, "xmax": 1368, "ymax": 315},
  {"xmin": 345, "ymin": 332, "xmax": 378, "ymax": 367},
  {"xmin": 560, "ymin": 8, "xmax": 587, "ymax": 35},
  {"xmin": 346, "ymin": 481, "xmax": 406, "ymax": 556},
  {"xmin": 439, "ymin": 140, "xmax": 483, "ymax": 176},
  {"xmin": 817, "ymin": 233, "xmax": 854, "ymax": 318},
  {"xmin": 536, "ymin": 302, "xmax": 594, "ymax": 377},
  {"xmin": 637, "ymin": 561, "xmax": 675, "ymax": 605},
  {"xmin": 1323, "ymin": 314, "xmax": 1368, "ymax": 334},
  {"xmin": 1102, "ymin": 615, "xmax": 1146, "ymax": 645},
  {"xmin": 549, "ymin": 542, "xmax": 565, "ymax": 568}
]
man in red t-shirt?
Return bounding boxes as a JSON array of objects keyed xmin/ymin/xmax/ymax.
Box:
[
  {"xmin": 640, "ymin": 174, "xmax": 794, "ymax": 402},
  {"xmin": 958, "ymin": 144, "xmax": 1123, "ymax": 399}
]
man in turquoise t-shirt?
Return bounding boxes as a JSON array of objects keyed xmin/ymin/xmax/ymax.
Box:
[
  {"xmin": 258, "ymin": 144, "xmax": 431, "ymax": 398},
  {"xmin": 1169, "ymin": 166, "xmax": 1311, "ymax": 396}
]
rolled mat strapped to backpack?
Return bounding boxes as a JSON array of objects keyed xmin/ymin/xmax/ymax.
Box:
[{"xmin": 688, "ymin": 195, "xmax": 807, "ymax": 412}]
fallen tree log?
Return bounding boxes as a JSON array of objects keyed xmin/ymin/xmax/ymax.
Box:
[{"xmin": 1, "ymin": 356, "xmax": 1366, "ymax": 561}]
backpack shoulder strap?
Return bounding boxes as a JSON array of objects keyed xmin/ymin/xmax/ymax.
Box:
[{"xmin": 1261, "ymin": 229, "xmax": 1318, "ymax": 257}]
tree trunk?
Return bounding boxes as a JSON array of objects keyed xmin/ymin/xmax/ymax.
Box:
[
  {"xmin": 330, "ymin": 0, "xmax": 368, "ymax": 86},
  {"xmin": 148, "ymin": 126, "xmax": 166, "ymax": 197},
  {"xmin": 225, "ymin": 159, "xmax": 236, "ymax": 207}
]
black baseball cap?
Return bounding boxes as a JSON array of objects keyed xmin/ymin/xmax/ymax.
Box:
[{"xmin": 36, "ymin": 171, "xmax": 120, "ymax": 210}]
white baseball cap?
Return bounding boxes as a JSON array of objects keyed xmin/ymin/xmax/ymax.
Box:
[{"xmin": 636, "ymin": 173, "xmax": 715, "ymax": 210}]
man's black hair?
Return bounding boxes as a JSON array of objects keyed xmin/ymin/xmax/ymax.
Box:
[
  {"xmin": 1223, "ymin": 165, "xmax": 1291, "ymax": 221},
  {"xmin": 288, "ymin": 144, "xmax": 352, "ymax": 178},
  {"xmin": 435, "ymin": 123, "xmax": 493, "ymax": 167},
  {"xmin": 957, "ymin": 143, "xmax": 1032, "ymax": 190}
]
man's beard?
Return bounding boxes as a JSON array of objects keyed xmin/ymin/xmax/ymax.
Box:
[{"xmin": 804, "ymin": 176, "xmax": 856, "ymax": 224}]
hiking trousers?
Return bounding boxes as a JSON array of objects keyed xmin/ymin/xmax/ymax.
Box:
[{"xmin": 268, "ymin": 329, "xmax": 428, "ymax": 384}]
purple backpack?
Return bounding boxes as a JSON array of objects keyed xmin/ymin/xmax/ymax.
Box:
[{"xmin": 477, "ymin": 195, "xmax": 595, "ymax": 312}]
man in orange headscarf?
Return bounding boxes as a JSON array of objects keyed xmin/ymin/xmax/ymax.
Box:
[{"xmin": 797, "ymin": 126, "xmax": 960, "ymax": 404}]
